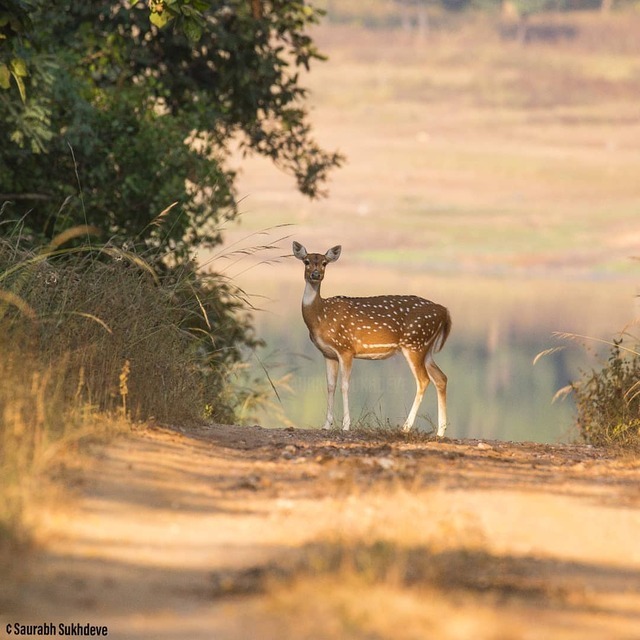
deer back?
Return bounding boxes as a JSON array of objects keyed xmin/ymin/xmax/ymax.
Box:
[{"xmin": 304, "ymin": 294, "xmax": 450, "ymax": 359}]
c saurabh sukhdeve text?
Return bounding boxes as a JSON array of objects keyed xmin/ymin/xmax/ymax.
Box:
[{"xmin": 5, "ymin": 623, "xmax": 108, "ymax": 637}]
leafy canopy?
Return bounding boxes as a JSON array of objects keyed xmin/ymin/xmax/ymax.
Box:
[{"xmin": 0, "ymin": 0, "xmax": 342, "ymax": 258}]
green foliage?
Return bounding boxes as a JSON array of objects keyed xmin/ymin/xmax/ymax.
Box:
[
  {"xmin": 0, "ymin": 0, "xmax": 37, "ymax": 100},
  {"xmin": 571, "ymin": 340, "xmax": 640, "ymax": 448},
  {"xmin": 142, "ymin": 0, "xmax": 210, "ymax": 38},
  {"xmin": 0, "ymin": 1, "xmax": 342, "ymax": 260}
]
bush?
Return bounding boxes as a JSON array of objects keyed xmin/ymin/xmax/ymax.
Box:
[
  {"xmin": 0, "ymin": 238, "xmax": 257, "ymax": 422},
  {"xmin": 0, "ymin": 2, "xmax": 341, "ymax": 262},
  {"xmin": 571, "ymin": 339, "xmax": 640, "ymax": 448}
]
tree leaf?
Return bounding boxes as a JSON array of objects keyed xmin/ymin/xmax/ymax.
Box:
[
  {"xmin": 10, "ymin": 57, "xmax": 28, "ymax": 77},
  {"xmin": 0, "ymin": 63, "xmax": 10, "ymax": 89},
  {"xmin": 150, "ymin": 11, "xmax": 170, "ymax": 28},
  {"xmin": 183, "ymin": 17, "xmax": 202, "ymax": 42}
]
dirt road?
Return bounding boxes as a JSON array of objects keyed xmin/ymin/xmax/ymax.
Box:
[{"xmin": 2, "ymin": 424, "xmax": 640, "ymax": 639}]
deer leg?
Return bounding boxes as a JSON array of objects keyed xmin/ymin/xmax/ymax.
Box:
[
  {"xmin": 401, "ymin": 348, "xmax": 430, "ymax": 432},
  {"xmin": 338, "ymin": 353, "xmax": 353, "ymax": 431},
  {"xmin": 426, "ymin": 354, "xmax": 448, "ymax": 437},
  {"xmin": 322, "ymin": 357, "xmax": 339, "ymax": 430}
]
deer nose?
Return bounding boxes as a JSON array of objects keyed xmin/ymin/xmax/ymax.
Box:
[{"xmin": 310, "ymin": 270, "xmax": 322, "ymax": 281}]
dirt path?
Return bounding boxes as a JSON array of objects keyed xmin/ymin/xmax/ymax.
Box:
[{"xmin": 2, "ymin": 424, "xmax": 640, "ymax": 639}]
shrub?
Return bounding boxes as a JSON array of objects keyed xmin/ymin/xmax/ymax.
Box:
[{"xmin": 571, "ymin": 339, "xmax": 640, "ymax": 448}]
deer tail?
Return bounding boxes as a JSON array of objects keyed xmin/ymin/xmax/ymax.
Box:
[{"xmin": 434, "ymin": 308, "xmax": 452, "ymax": 353}]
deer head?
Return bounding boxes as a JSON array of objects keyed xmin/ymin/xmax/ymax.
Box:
[{"xmin": 293, "ymin": 241, "xmax": 341, "ymax": 284}]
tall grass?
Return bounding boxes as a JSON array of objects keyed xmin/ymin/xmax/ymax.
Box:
[{"xmin": 0, "ymin": 229, "xmax": 260, "ymax": 545}]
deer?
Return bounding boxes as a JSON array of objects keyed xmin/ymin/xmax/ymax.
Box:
[{"xmin": 293, "ymin": 241, "xmax": 451, "ymax": 436}]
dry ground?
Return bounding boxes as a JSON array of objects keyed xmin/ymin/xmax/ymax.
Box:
[{"xmin": 3, "ymin": 424, "xmax": 640, "ymax": 639}]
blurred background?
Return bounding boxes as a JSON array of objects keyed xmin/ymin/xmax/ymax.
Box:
[{"xmin": 214, "ymin": 0, "xmax": 640, "ymax": 442}]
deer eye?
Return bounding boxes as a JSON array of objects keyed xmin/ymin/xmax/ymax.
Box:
[
  {"xmin": 303, "ymin": 259, "xmax": 310, "ymax": 266},
  {"xmin": 321, "ymin": 261, "xmax": 327, "ymax": 267}
]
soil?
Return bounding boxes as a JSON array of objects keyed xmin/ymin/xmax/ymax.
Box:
[{"xmin": 2, "ymin": 424, "xmax": 640, "ymax": 640}]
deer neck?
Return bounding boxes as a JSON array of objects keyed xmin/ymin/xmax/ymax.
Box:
[{"xmin": 301, "ymin": 279, "xmax": 323, "ymax": 326}]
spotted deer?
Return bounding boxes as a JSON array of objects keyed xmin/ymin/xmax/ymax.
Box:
[{"xmin": 293, "ymin": 241, "xmax": 451, "ymax": 436}]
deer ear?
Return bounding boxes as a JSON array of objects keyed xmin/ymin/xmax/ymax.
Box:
[
  {"xmin": 325, "ymin": 245, "xmax": 341, "ymax": 262},
  {"xmin": 292, "ymin": 241, "xmax": 307, "ymax": 260}
]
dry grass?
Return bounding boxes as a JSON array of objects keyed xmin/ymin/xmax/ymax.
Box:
[
  {"xmin": 0, "ymin": 233, "xmax": 258, "ymax": 547},
  {"xmin": 0, "ymin": 240, "xmax": 204, "ymax": 419}
]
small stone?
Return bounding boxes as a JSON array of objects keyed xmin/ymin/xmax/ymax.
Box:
[
  {"xmin": 281, "ymin": 444, "xmax": 298, "ymax": 459},
  {"xmin": 376, "ymin": 457, "xmax": 395, "ymax": 470}
]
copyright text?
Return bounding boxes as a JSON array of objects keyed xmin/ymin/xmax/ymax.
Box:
[{"xmin": 5, "ymin": 623, "xmax": 108, "ymax": 637}]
